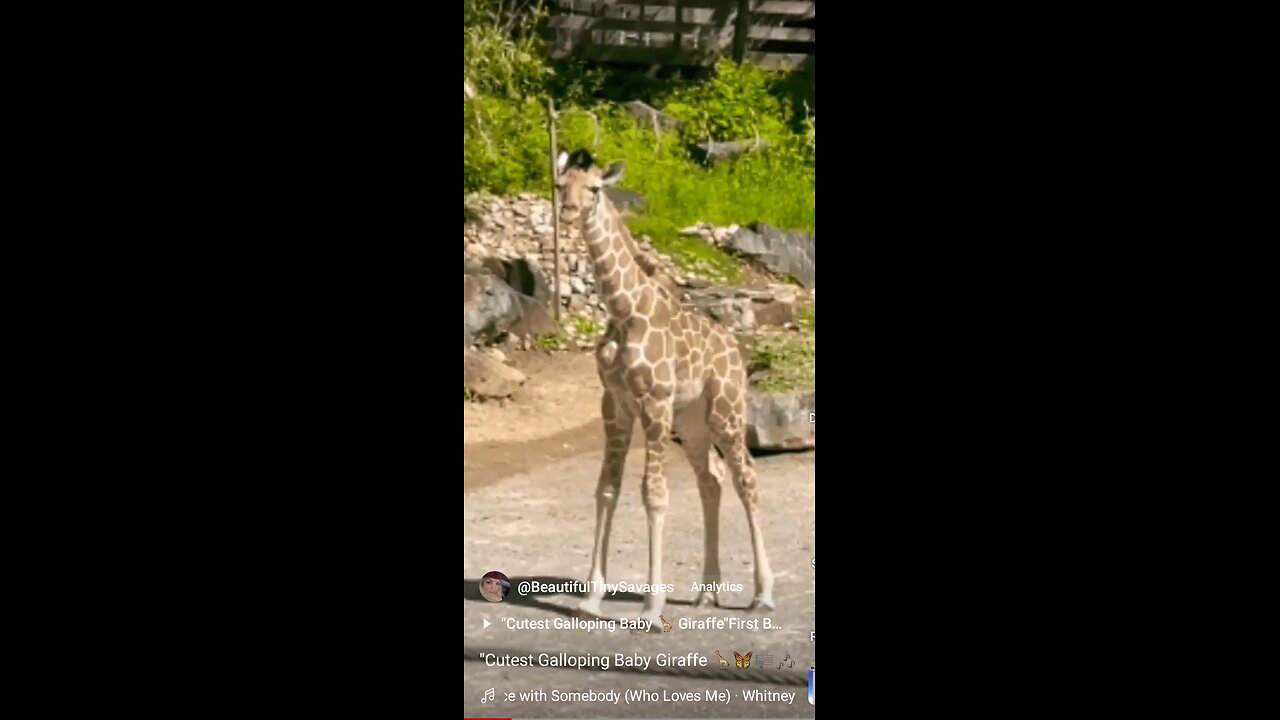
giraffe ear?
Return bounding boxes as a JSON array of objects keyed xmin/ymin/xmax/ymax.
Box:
[
  {"xmin": 556, "ymin": 151, "xmax": 570, "ymax": 176},
  {"xmin": 598, "ymin": 162, "xmax": 625, "ymax": 186}
]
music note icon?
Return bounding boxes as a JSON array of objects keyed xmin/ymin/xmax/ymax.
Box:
[{"xmin": 482, "ymin": 688, "xmax": 494, "ymax": 704}]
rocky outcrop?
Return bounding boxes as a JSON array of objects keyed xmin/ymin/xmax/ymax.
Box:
[
  {"xmin": 745, "ymin": 388, "xmax": 815, "ymax": 451},
  {"xmin": 464, "ymin": 259, "xmax": 565, "ymax": 348},
  {"xmin": 464, "ymin": 193, "xmax": 814, "ymax": 349},
  {"xmin": 464, "ymin": 263, "xmax": 523, "ymax": 347},
  {"xmin": 464, "ymin": 348, "xmax": 527, "ymax": 399},
  {"xmin": 680, "ymin": 221, "xmax": 815, "ymax": 290},
  {"xmin": 680, "ymin": 285, "xmax": 798, "ymax": 332},
  {"xmin": 465, "ymin": 193, "xmax": 668, "ymax": 327},
  {"xmin": 728, "ymin": 223, "xmax": 815, "ymax": 289}
]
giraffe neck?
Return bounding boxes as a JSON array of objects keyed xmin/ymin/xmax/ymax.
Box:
[{"xmin": 583, "ymin": 194, "xmax": 650, "ymax": 315}]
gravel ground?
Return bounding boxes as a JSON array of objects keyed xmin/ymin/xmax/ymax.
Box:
[{"xmin": 464, "ymin": 447, "xmax": 816, "ymax": 718}]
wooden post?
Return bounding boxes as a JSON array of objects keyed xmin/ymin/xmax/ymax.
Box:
[
  {"xmin": 732, "ymin": 0, "xmax": 750, "ymax": 63},
  {"xmin": 674, "ymin": 0, "xmax": 683, "ymax": 51},
  {"xmin": 548, "ymin": 98, "xmax": 561, "ymax": 322}
]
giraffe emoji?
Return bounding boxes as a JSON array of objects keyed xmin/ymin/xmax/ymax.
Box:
[{"xmin": 714, "ymin": 651, "xmax": 729, "ymax": 669}]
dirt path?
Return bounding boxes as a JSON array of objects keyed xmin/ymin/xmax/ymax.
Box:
[{"xmin": 464, "ymin": 349, "xmax": 609, "ymax": 490}]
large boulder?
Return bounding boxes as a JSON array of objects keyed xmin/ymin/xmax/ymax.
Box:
[
  {"xmin": 682, "ymin": 285, "xmax": 798, "ymax": 331},
  {"xmin": 729, "ymin": 223, "xmax": 815, "ymax": 289},
  {"xmin": 464, "ymin": 258, "xmax": 564, "ymax": 347},
  {"xmin": 683, "ymin": 291, "xmax": 756, "ymax": 331},
  {"xmin": 504, "ymin": 293, "xmax": 561, "ymax": 339},
  {"xmin": 464, "ymin": 349, "xmax": 527, "ymax": 399},
  {"xmin": 502, "ymin": 257, "xmax": 553, "ymax": 304},
  {"xmin": 745, "ymin": 388, "xmax": 815, "ymax": 451},
  {"xmin": 604, "ymin": 187, "xmax": 648, "ymax": 214},
  {"xmin": 464, "ymin": 265, "xmax": 522, "ymax": 347}
]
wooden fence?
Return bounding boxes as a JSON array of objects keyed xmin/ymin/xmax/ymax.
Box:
[{"xmin": 545, "ymin": 0, "xmax": 815, "ymax": 71}]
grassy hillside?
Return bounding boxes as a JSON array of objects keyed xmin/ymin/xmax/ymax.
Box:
[{"xmin": 464, "ymin": 0, "xmax": 814, "ymax": 285}]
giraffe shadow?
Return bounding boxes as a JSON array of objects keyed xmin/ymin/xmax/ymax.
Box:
[{"xmin": 464, "ymin": 575, "xmax": 705, "ymax": 618}]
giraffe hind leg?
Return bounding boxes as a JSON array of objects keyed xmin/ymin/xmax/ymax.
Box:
[
  {"xmin": 674, "ymin": 399, "xmax": 725, "ymax": 609},
  {"xmin": 706, "ymin": 380, "xmax": 775, "ymax": 612}
]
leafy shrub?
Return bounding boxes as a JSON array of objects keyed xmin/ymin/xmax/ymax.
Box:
[
  {"xmin": 463, "ymin": 0, "xmax": 551, "ymax": 100},
  {"xmin": 663, "ymin": 59, "xmax": 792, "ymax": 145}
]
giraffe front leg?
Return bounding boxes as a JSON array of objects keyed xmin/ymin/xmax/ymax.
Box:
[
  {"xmin": 637, "ymin": 394, "xmax": 673, "ymax": 632},
  {"xmin": 579, "ymin": 391, "xmax": 633, "ymax": 620}
]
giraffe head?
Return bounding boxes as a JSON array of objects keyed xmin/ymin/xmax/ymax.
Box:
[{"xmin": 554, "ymin": 149, "xmax": 626, "ymax": 226}]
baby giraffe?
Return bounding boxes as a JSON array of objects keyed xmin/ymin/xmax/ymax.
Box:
[{"xmin": 553, "ymin": 149, "xmax": 774, "ymax": 630}]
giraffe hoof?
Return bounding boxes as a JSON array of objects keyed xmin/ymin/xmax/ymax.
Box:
[
  {"xmin": 746, "ymin": 598, "xmax": 776, "ymax": 614},
  {"xmin": 637, "ymin": 613, "xmax": 665, "ymax": 632},
  {"xmin": 693, "ymin": 592, "xmax": 720, "ymax": 608}
]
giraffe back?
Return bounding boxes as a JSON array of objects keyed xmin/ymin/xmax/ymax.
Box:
[{"xmin": 597, "ymin": 281, "xmax": 747, "ymax": 409}]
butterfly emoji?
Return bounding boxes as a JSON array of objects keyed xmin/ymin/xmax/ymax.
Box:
[{"xmin": 734, "ymin": 651, "xmax": 752, "ymax": 668}]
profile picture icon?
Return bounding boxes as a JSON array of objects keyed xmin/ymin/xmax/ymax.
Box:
[{"xmin": 480, "ymin": 571, "xmax": 510, "ymax": 603}]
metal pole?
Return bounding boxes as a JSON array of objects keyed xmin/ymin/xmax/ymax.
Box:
[{"xmin": 548, "ymin": 97, "xmax": 561, "ymax": 322}]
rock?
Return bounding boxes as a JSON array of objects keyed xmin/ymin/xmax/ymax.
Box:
[
  {"xmin": 682, "ymin": 285, "xmax": 798, "ymax": 330},
  {"xmin": 503, "ymin": 257, "xmax": 552, "ymax": 304},
  {"xmin": 624, "ymin": 100, "xmax": 683, "ymax": 132},
  {"xmin": 464, "ymin": 348, "xmax": 527, "ymax": 399},
  {"xmin": 745, "ymin": 388, "xmax": 815, "ymax": 451},
  {"xmin": 711, "ymin": 224, "xmax": 739, "ymax": 246},
  {"xmin": 504, "ymin": 293, "xmax": 561, "ymax": 339},
  {"xmin": 481, "ymin": 256, "xmax": 507, "ymax": 280},
  {"xmin": 751, "ymin": 297, "xmax": 796, "ymax": 327},
  {"xmin": 463, "ymin": 191, "xmax": 680, "ymax": 325},
  {"xmin": 683, "ymin": 290, "xmax": 756, "ymax": 331},
  {"xmin": 604, "ymin": 187, "xmax": 647, "ymax": 214},
  {"xmin": 691, "ymin": 138, "xmax": 769, "ymax": 166},
  {"xmin": 464, "ymin": 266, "xmax": 522, "ymax": 347},
  {"xmin": 570, "ymin": 276, "xmax": 587, "ymax": 294},
  {"xmin": 729, "ymin": 223, "xmax": 816, "ymax": 289}
]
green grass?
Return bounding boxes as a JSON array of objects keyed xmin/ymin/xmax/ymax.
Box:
[
  {"xmin": 738, "ymin": 299, "xmax": 816, "ymax": 395},
  {"xmin": 797, "ymin": 306, "xmax": 815, "ymax": 331},
  {"xmin": 569, "ymin": 314, "xmax": 604, "ymax": 337},
  {"xmin": 742, "ymin": 332, "xmax": 815, "ymax": 393},
  {"xmin": 555, "ymin": 105, "xmax": 813, "ymax": 286},
  {"xmin": 534, "ymin": 332, "xmax": 569, "ymax": 351}
]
